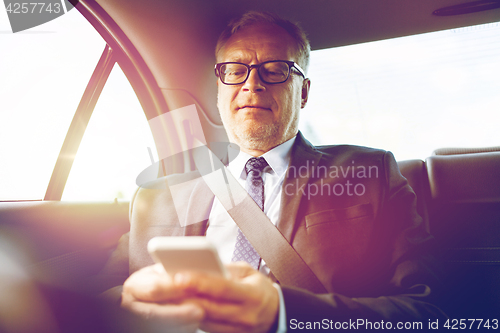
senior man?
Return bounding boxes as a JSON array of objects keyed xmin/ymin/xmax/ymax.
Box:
[{"xmin": 113, "ymin": 11, "xmax": 445, "ymax": 333}]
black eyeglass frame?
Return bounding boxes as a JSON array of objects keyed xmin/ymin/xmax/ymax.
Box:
[{"xmin": 214, "ymin": 60, "xmax": 306, "ymax": 85}]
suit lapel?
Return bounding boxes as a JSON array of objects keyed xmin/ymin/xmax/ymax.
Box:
[{"xmin": 277, "ymin": 132, "xmax": 324, "ymax": 241}]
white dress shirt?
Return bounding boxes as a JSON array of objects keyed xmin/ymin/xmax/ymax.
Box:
[{"xmin": 206, "ymin": 136, "xmax": 295, "ymax": 270}]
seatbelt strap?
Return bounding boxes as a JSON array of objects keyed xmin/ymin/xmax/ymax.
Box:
[{"xmin": 192, "ymin": 145, "xmax": 327, "ymax": 293}]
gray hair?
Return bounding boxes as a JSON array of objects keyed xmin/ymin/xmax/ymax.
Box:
[{"xmin": 215, "ymin": 11, "xmax": 310, "ymax": 73}]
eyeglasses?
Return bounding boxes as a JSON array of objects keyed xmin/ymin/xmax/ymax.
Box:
[{"xmin": 214, "ymin": 60, "xmax": 306, "ymax": 85}]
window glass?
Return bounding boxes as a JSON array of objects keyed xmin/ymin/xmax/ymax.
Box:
[
  {"xmin": 0, "ymin": 8, "xmax": 104, "ymax": 200},
  {"xmin": 61, "ymin": 64, "xmax": 158, "ymax": 202},
  {"xmin": 300, "ymin": 22, "xmax": 500, "ymax": 160}
]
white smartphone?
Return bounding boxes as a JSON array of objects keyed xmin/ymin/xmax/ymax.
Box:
[{"xmin": 147, "ymin": 236, "xmax": 228, "ymax": 278}]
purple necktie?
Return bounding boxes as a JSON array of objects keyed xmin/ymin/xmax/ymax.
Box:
[{"xmin": 231, "ymin": 157, "xmax": 268, "ymax": 269}]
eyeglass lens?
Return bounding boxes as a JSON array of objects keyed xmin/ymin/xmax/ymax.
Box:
[{"xmin": 220, "ymin": 62, "xmax": 290, "ymax": 84}]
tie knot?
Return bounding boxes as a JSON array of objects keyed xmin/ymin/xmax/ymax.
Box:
[{"xmin": 245, "ymin": 157, "xmax": 268, "ymax": 175}]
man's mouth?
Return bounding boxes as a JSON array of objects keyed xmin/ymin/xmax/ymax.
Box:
[{"xmin": 238, "ymin": 105, "xmax": 271, "ymax": 111}]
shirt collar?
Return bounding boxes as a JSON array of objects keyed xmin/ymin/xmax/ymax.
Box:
[{"xmin": 227, "ymin": 135, "xmax": 296, "ymax": 180}]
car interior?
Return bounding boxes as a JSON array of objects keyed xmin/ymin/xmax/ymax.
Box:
[{"xmin": 0, "ymin": 0, "xmax": 499, "ymax": 331}]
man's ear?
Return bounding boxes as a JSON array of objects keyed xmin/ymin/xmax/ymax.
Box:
[{"xmin": 301, "ymin": 78, "xmax": 311, "ymax": 109}]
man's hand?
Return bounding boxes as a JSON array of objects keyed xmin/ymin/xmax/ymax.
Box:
[
  {"xmin": 121, "ymin": 264, "xmax": 204, "ymax": 333},
  {"xmin": 121, "ymin": 262, "xmax": 280, "ymax": 333},
  {"xmin": 175, "ymin": 262, "xmax": 280, "ymax": 333}
]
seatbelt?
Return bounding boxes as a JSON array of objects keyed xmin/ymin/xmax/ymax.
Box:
[{"xmin": 192, "ymin": 144, "xmax": 327, "ymax": 293}]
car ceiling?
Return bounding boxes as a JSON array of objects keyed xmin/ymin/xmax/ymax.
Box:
[
  {"xmin": 93, "ymin": 0, "xmax": 500, "ymax": 140},
  {"xmin": 214, "ymin": 0, "xmax": 500, "ymax": 50}
]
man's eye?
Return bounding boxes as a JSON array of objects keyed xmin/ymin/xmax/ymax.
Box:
[
  {"xmin": 263, "ymin": 68, "xmax": 286, "ymax": 78},
  {"xmin": 224, "ymin": 67, "xmax": 246, "ymax": 77},
  {"xmin": 227, "ymin": 70, "xmax": 245, "ymax": 76}
]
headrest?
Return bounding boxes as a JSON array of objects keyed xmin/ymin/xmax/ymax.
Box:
[
  {"xmin": 426, "ymin": 152, "xmax": 500, "ymax": 203},
  {"xmin": 433, "ymin": 146, "xmax": 500, "ymax": 156}
]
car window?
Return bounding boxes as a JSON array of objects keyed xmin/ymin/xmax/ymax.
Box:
[
  {"xmin": 0, "ymin": 7, "xmax": 104, "ymax": 201},
  {"xmin": 300, "ymin": 21, "xmax": 500, "ymax": 160},
  {"xmin": 61, "ymin": 64, "xmax": 158, "ymax": 202}
]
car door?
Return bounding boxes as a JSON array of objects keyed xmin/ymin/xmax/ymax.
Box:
[{"xmin": 0, "ymin": 0, "xmax": 164, "ymax": 293}]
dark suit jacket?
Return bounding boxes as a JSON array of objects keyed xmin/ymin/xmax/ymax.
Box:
[{"xmin": 99, "ymin": 132, "xmax": 446, "ymax": 323}]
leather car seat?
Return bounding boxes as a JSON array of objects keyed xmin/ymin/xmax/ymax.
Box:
[
  {"xmin": 426, "ymin": 151, "xmax": 500, "ymax": 318},
  {"xmin": 433, "ymin": 146, "xmax": 500, "ymax": 156}
]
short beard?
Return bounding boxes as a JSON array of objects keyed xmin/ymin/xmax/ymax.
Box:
[{"xmin": 232, "ymin": 122, "xmax": 280, "ymax": 152}]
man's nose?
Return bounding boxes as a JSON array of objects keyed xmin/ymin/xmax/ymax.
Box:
[{"xmin": 242, "ymin": 68, "xmax": 266, "ymax": 92}]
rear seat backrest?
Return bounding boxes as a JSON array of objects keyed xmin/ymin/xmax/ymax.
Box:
[
  {"xmin": 427, "ymin": 152, "xmax": 500, "ymax": 203},
  {"xmin": 426, "ymin": 152, "xmax": 500, "ymax": 318},
  {"xmin": 433, "ymin": 146, "xmax": 500, "ymax": 156}
]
